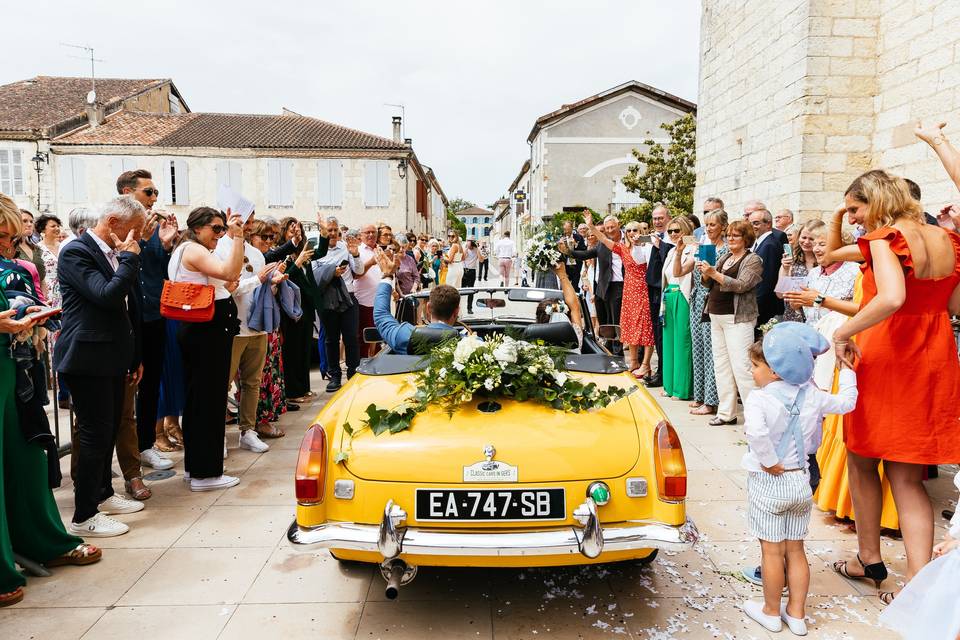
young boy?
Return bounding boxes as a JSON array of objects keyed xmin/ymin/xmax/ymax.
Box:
[{"xmin": 741, "ymin": 322, "xmax": 858, "ymax": 635}]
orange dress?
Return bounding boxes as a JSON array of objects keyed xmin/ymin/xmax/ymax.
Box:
[{"xmin": 845, "ymin": 227, "xmax": 960, "ymax": 463}]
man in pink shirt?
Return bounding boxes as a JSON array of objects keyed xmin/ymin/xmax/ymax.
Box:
[{"xmin": 352, "ymin": 223, "xmax": 382, "ymax": 357}]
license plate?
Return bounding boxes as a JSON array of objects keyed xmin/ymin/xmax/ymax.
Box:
[{"xmin": 415, "ymin": 488, "xmax": 565, "ymax": 522}]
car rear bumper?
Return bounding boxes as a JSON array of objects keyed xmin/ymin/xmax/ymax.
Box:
[{"xmin": 287, "ymin": 498, "xmax": 698, "ymax": 559}]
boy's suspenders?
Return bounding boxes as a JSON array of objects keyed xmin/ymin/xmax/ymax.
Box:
[{"xmin": 769, "ymin": 387, "xmax": 809, "ymax": 472}]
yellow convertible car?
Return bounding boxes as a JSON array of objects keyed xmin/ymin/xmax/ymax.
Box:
[{"xmin": 288, "ymin": 287, "xmax": 698, "ymax": 599}]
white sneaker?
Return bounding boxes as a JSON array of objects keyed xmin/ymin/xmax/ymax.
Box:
[
  {"xmin": 69, "ymin": 512, "xmax": 130, "ymax": 537},
  {"xmin": 780, "ymin": 603, "xmax": 808, "ymax": 636},
  {"xmin": 190, "ymin": 475, "xmax": 240, "ymax": 492},
  {"xmin": 182, "ymin": 471, "xmax": 191, "ymax": 482},
  {"xmin": 141, "ymin": 447, "xmax": 174, "ymax": 470},
  {"xmin": 239, "ymin": 430, "xmax": 269, "ymax": 453},
  {"xmin": 742, "ymin": 600, "xmax": 782, "ymax": 632},
  {"xmin": 98, "ymin": 494, "xmax": 145, "ymax": 515}
]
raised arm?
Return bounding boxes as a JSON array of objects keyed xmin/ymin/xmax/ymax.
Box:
[
  {"xmin": 823, "ymin": 206, "xmax": 865, "ymax": 264},
  {"xmin": 552, "ymin": 263, "xmax": 584, "ymax": 329},
  {"xmin": 672, "ymin": 243, "xmax": 696, "ymax": 278},
  {"xmin": 916, "ymin": 121, "xmax": 960, "ymax": 193}
]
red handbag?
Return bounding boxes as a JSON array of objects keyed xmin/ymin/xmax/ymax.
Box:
[
  {"xmin": 160, "ymin": 280, "xmax": 215, "ymax": 322},
  {"xmin": 161, "ymin": 242, "xmax": 216, "ymax": 322}
]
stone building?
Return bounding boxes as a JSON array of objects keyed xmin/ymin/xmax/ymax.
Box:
[
  {"xmin": 695, "ymin": 0, "xmax": 960, "ymax": 220},
  {"xmin": 455, "ymin": 206, "xmax": 493, "ymax": 241},
  {"xmin": 0, "ymin": 76, "xmax": 188, "ymax": 213},
  {"xmin": 522, "ymin": 81, "xmax": 696, "ymax": 223},
  {"xmin": 0, "ymin": 76, "xmax": 447, "ymax": 233}
]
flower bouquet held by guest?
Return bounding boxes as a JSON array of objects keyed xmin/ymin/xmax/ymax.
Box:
[
  {"xmin": 688, "ymin": 210, "xmax": 728, "ymax": 416},
  {"xmin": 660, "ymin": 216, "xmax": 698, "ymax": 400},
  {"xmin": 170, "ymin": 207, "xmax": 245, "ymax": 492},
  {"xmin": 740, "ymin": 323, "xmax": 858, "ymax": 635},
  {"xmin": 0, "ymin": 195, "xmax": 101, "ymax": 608},
  {"xmin": 699, "ymin": 220, "xmax": 764, "ymax": 426},
  {"xmin": 830, "ymin": 162, "xmax": 960, "ymax": 605}
]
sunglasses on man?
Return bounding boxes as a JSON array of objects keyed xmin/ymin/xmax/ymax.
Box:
[{"xmin": 140, "ymin": 188, "xmax": 160, "ymax": 197}]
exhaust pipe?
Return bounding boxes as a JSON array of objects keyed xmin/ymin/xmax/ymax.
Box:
[{"xmin": 380, "ymin": 559, "xmax": 417, "ymax": 600}]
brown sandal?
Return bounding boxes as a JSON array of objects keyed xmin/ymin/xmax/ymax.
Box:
[
  {"xmin": 255, "ymin": 423, "xmax": 285, "ymax": 439},
  {"xmin": 46, "ymin": 543, "xmax": 102, "ymax": 567},
  {"xmin": 0, "ymin": 587, "xmax": 24, "ymax": 607},
  {"xmin": 125, "ymin": 477, "xmax": 152, "ymax": 500},
  {"xmin": 165, "ymin": 422, "xmax": 184, "ymax": 447},
  {"xmin": 690, "ymin": 404, "xmax": 717, "ymax": 415}
]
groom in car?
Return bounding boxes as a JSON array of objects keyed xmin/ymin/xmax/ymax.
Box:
[{"xmin": 373, "ymin": 248, "xmax": 461, "ymax": 355}]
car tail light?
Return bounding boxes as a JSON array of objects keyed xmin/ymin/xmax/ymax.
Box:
[
  {"xmin": 295, "ymin": 424, "xmax": 326, "ymax": 504},
  {"xmin": 653, "ymin": 421, "xmax": 687, "ymax": 502}
]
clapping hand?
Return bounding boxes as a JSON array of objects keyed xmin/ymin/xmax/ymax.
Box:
[
  {"xmin": 158, "ymin": 213, "xmax": 178, "ymax": 249},
  {"xmin": 915, "ymin": 120, "xmax": 947, "ymax": 145},
  {"xmin": 110, "ymin": 229, "xmax": 141, "ymax": 255},
  {"xmin": 345, "ymin": 233, "xmax": 360, "ymax": 254},
  {"xmin": 141, "ymin": 213, "xmax": 159, "ymax": 241},
  {"xmin": 374, "ymin": 247, "xmax": 399, "ymax": 276}
]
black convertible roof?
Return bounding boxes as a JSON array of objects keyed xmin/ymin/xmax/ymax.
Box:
[{"xmin": 357, "ymin": 353, "xmax": 629, "ymax": 376}]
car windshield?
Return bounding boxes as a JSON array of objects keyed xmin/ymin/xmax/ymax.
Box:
[{"xmin": 400, "ymin": 287, "xmax": 568, "ymax": 325}]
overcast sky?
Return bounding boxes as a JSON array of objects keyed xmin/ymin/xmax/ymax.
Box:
[{"xmin": 3, "ymin": 0, "xmax": 700, "ymax": 208}]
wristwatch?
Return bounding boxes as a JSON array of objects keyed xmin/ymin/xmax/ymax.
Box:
[{"xmin": 813, "ymin": 294, "xmax": 825, "ymax": 308}]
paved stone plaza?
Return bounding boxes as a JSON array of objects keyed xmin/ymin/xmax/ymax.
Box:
[{"xmin": 0, "ymin": 370, "xmax": 955, "ymax": 639}]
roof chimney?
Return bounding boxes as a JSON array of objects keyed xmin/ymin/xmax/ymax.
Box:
[
  {"xmin": 392, "ymin": 116, "xmax": 402, "ymax": 142},
  {"xmin": 85, "ymin": 102, "xmax": 104, "ymax": 128},
  {"xmin": 404, "ymin": 137, "xmax": 412, "ymax": 147}
]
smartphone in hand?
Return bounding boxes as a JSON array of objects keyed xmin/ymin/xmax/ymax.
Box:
[{"xmin": 637, "ymin": 234, "xmax": 651, "ymax": 244}]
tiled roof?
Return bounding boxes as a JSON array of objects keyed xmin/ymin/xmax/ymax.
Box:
[
  {"xmin": 527, "ymin": 80, "xmax": 697, "ymax": 143},
  {"xmin": 0, "ymin": 76, "xmax": 169, "ymax": 135},
  {"xmin": 456, "ymin": 206, "xmax": 494, "ymax": 217},
  {"xmin": 56, "ymin": 110, "xmax": 408, "ymax": 151}
]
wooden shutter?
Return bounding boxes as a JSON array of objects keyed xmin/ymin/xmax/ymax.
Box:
[
  {"xmin": 58, "ymin": 155, "xmax": 74, "ymax": 202},
  {"xmin": 317, "ymin": 159, "xmax": 343, "ymax": 207},
  {"xmin": 173, "ymin": 159, "xmax": 189, "ymax": 204},
  {"xmin": 364, "ymin": 161, "xmax": 378, "ymax": 206},
  {"xmin": 162, "ymin": 159, "xmax": 174, "ymax": 205},
  {"xmin": 217, "ymin": 160, "xmax": 242, "ymax": 190},
  {"xmin": 59, "ymin": 157, "xmax": 87, "ymax": 203},
  {"xmin": 280, "ymin": 160, "xmax": 293, "ymax": 206},
  {"xmin": 377, "ymin": 161, "xmax": 389, "ymax": 206},
  {"xmin": 0, "ymin": 150, "xmax": 10, "ymax": 194},
  {"xmin": 267, "ymin": 159, "xmax": 281, "ymax": 205}
]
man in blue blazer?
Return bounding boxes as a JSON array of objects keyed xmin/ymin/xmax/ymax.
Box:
[
  {"xmin": 55, "ymin": 195, "xmax": 147, "ymax": 537},
  {"xmin": 372, "ymin": 248, "xmax": 459, "ymax": 355},
  {"xmin": 748, "ymin": 207, "xmax": 788, "ymax": 325}
]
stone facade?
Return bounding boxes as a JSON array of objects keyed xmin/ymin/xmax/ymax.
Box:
[{"xmin": 696, "ymin": 0, "xmax": 960, "ymax": 219}]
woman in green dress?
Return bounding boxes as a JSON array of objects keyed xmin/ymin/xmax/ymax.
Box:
[
  {"xmin": 0, "ymin": 194, "xmax": 100, "ymax": 607},
  {"xmin": 660, "ymin": 216, "xmax": 697, "ymax": 400}
]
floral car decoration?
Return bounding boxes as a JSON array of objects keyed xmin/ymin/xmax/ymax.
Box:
[{"xmin": 338, "ymin": 334, "xmax": 630, "ymax": 461}]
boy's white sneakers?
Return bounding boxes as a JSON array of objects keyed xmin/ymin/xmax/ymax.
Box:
[
  {"xmin": 98, "ymin": 494, "xmax": 145, "ymax": 514},
  {"xmin": 742, "ymin": 600, "xmax": 783, "ymax": 632},
  {"xmin": 69, "ymin": 513, "xmax": 129, "ymax": 537},
  {"xmin": 780, "ymin": 603, "xmax": 808, "ymax": 636},
  {"xmin": 190, "ymin": 475, "xmax": 240, "ymax": 492},
  {"xmin": 239, "ymin": 430, "xmax": 269, "ymax": 453}
]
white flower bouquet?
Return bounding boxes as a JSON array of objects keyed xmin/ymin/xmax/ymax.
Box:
[{"xmin": 524, "ymin": 230, "xmax": 563, "ymax": 274}]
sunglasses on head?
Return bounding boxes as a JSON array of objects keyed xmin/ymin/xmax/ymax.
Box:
[{"xmin": 140, "ymin": 188, "xmax": 159, "ymax": 197}]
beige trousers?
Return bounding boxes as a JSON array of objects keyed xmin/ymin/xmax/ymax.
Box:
[
  {"xmin": 229, "ymin": 334, "xmax": 268, "ymax": 432},
  {"xmin": 709, "ymin": 313, "xmax": 756, "ymax": 421}
]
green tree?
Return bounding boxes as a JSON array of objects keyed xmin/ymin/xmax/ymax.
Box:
[
  {"xmin": 445, "ymin": 197, "xmax": 474, "ymax": 237},
  {"xmin": 621, "ymin": 112, "xmax": 696, "ymax": 217}
]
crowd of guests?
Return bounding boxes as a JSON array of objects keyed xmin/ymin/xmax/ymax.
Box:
[{"xmin": 0, "ymin": 167, "xmax": 504, "ymax": 605}]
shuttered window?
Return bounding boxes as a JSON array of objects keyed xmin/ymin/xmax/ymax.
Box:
[
  {"xmin": 216, "ymin": 160, "xmax": 243, "ymax": 190},
  {"xmin": 267, "ymin": 159, "xmax": 294, "ymax": 207},
  {"xmin": 163, "ymin": 159, "xmax": 190, "ymax": 205},
  {"xmin": 364, "ymin": 160, "xmax": 389, "ymax": 207},
  {"xmin": 58, "ymin": 156, "xmax": 87, "ymax": 203},
  {"xmin": 110, "ymin": 157, "xmax": 138, "ymax": 182},
  {"xmin": 0, "ymin": 149, "xmax": 25, "ymax": 195},
  {"xmin": 316, "ymin": 159, "xmax": 343, "ymax": 207}
]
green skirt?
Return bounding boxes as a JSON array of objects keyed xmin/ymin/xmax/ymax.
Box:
[
  {"xmin": 662, "ymin": 285, "xmax": 693, "ymax": 400},
  {"xmin": 0, "ymin": 355, "xmax": 82, "ymax": 592}
]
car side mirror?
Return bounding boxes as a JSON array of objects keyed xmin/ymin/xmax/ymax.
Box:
[
  {"xmin": 363, "ymin": 327, "xmax": 382, "ymax": 344},
  {"xmin": 597, "ymin": 324, "xmax": 621, "ymax": 341}
]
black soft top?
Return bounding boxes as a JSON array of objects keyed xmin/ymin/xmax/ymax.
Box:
[{"xmin": 356, "ymin": 353, "xmax": 629, "ymax": 376}]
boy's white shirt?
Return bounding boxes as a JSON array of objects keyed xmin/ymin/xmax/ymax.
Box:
[{"xmin": 741, "ymin": 369, "xmax": 858, "ymax": 472}]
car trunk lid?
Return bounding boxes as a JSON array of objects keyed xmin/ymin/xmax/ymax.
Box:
[{"xmin": 340, "ymin": 374, "xmax": 639, "ymax": 483}]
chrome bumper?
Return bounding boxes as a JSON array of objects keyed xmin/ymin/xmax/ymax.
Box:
[{"xmin": 287, "ymin": 498, "xmax": 698, "ymax": 559}]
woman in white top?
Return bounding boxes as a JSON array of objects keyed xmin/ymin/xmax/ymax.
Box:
[
  {"xmin": 444, "ymin": 231, "xmax": 464, "ymax": 288},
  {"xmin": 660, "ymin": 216, "xmax": 698, "ymax": 400},
  {"xmin": 783, "ymin": 225, "xmax": 860, "ymax": 329},
  {"xmin": 168, "ymin": 206, "xmax": 245, "ymax": 493}
]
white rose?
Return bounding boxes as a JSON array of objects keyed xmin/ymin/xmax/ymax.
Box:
[
  {"xmin": 453, "ymin": 335, "xmax": 484, "ymax": 365},
  {"xmin": 493, "ymin": 341, "xmax": 518, "ymax": 364},
  {"xmin": 438, "ymin": 367, "xmax": 447, "ymax": 379},
  {"xmin": 453, "ymin": 362, "xmax": 465, "ymax": 372},
  {"xmin": 484, "ymin": 377, "xmax": 495, "ymax": 391},
  {"xmin": 553, "ymin": 371, "xmax": 568, "ymax": 386}
]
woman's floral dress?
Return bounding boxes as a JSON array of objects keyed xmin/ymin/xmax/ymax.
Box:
[
  {"xmin": 256, "ymin": 331, "xmax": 286, "ymax": 424},
  {"xmin": 689, "ymin": 243, "xmax": 728, "ymax": 406}
]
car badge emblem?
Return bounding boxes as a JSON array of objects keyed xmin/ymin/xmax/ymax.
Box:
[{"xmin": 464, "ymin": 444, "xmax": 518, "ymax": 482}]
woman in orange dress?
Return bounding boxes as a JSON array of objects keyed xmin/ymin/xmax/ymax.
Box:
[{"xmin": 830, "ymin": 167, "xmax": 960, "ymax": 604}]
